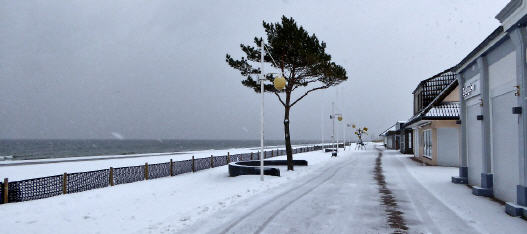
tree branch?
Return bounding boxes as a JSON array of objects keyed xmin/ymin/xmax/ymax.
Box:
[
  {"xmin": 273, "ymin": 91, "xmax": 286, "ymax": 107},
  {"xmin": 290, "ymin": 85, "xmax": 329, "ymax": 107}
]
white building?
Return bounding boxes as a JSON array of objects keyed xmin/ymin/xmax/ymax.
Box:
[{"xmin": 451, "ymin": 0, "xmax": 527, "ymax": 217}]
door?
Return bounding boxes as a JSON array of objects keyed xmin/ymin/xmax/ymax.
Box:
[
  {"xmin": 466, "ymin": 102, "xmax": 482, "ymax": 186},
  {"xmin": 489, "ymin": 49, "xmax": 519, "ymax": 202}
]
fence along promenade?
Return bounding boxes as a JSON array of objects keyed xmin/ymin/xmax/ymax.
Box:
[{"xmin": 1, "ymin": 145, "xmax": 332, "ymax": 204}]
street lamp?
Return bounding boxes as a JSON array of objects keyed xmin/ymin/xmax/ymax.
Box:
[
  {"xmin": 329, "ymin": 102, "xmax": 342, "ymax": 156},
  {"xmin": 258, "ymin": 44, "xmax": 286, "ymax": 181}
]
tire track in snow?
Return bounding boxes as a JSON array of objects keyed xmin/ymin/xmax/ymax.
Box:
[{"xmin": 218, "ymin": 156, "xmax": 358, "ymax": 234}]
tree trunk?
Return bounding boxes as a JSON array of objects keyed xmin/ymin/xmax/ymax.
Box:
[{"xmin": 284, "ymin": 92, "xmax": 293, "ymax": 171}]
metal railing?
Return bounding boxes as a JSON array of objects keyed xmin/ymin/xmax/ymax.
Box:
[{"xmin": 0, "ymin": 145, "xmax": 334, "ymax": 204}]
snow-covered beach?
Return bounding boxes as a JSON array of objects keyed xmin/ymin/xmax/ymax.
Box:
[
  {"xmin": 1, "ymin": 144, "xmax": 526, "ymax": 234},
  {"xmin": 0, "ymin": 144, "xmax": 319, "ymax": 181}
]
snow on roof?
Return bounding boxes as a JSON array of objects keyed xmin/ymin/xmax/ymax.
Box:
[
  {"xmin": 405, "ymin": 80, "xmax": 459, "ymax": 127},
  {"xmin": 424, "ymin": 102, "xmax": 460, "ymax": 118},
  {"xmin": 379, "ymin": 124, "xmax": 397, "ymax": 136}
]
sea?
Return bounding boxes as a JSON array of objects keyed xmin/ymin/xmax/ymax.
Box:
[{"xmin": 0, "ymin": 139, "xmax": 320, "ymax": 160}]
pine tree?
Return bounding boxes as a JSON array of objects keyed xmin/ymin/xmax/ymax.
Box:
[{"xmin": 226, "ymin": 16, "xmax": 348, "ymax": 170}]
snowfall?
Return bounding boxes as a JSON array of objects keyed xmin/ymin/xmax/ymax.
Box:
[{"xmin": 1, "ymin": 143, "xmax": 526, "ymax": 234}]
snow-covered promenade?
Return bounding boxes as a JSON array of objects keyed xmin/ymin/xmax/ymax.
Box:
[{"xmin": 1, "ymin": 144, "xmax": 526, "ymax": 233}]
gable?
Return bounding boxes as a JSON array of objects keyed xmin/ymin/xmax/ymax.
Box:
[{"xmin": 443, "ymin": 86, "xmax": 460, "ymax": 103}]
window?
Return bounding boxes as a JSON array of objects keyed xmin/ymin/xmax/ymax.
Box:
[
  {"xmin": 423, "ymin": 129, "xmax": 432, "ymax": 158},
  {"xmin": 408, "ymin": 131, "xmax": 412, "ymax": 149}
]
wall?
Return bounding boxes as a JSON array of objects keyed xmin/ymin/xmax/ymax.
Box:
[
  {"xmin": 444, "ymin": 86, "xmax": 460, "ymax": 102},
  {"xmin": 437, "ymin": 127, "xmax": 460, "ymax": 166}
]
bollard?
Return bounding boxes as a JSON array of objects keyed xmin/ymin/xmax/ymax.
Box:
[
  {"xmin": 3, "ymin": 178, "xmax": 8, "ymax": 204},
  {"xmin": 192, "ymin": 156, "xmax": 195, "ymax": 172},
  {"xmin": 109, "ymin": 167, "xmax": 114, "ymax": 186},
  {"xmin": 170, "ymin": 159, "xmax": 174, "ymax": 176},
  {"xmin": 145, "ymin": 163, "xmax": 149, "ymax": 180},
  {"xmin": 63, "ymin": 173, "xmax": 67, "ymax": 194}
]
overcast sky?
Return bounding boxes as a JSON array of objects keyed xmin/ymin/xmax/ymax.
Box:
[{"xmin": 0, "ymin": 0, "xmax": 509, "ymax": 140}]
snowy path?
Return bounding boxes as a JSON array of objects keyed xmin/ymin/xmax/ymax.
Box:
[
  {"xmin": 177, "ymin": 147, "xmax": 527, "ymax": 234},
  {"xmin": 178, "ymin": 150, "xmax": 389, "ymax": 234}
]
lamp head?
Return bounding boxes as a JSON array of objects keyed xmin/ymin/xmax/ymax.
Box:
[{"xmin": 273, "ymin": 76, "xmax": 286, "ymax": 90}]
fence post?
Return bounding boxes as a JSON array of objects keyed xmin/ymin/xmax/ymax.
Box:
[
  {"xmin": 250, "ymin": 152, "xmax": 253, "ymax": 160},
  {"xmin": 210, "ymin": 155, "xmax": 214, "ymax": 168},
  {"xmin": 145, "ymin": 163, "xmax": 149, "ymax": 180},
  {"xmin": 227, "ymin": 152, "xmax": 230, "ymax": 163},
  {"xmin": 272, "ymin": 150, "xmax": 274, "ymax": 157},
  {"xmin": 192, "ymin": 156, "xmax": 195, "ymax": 172},
  {"xmin": 109, "ymin": 167, "xmax": 114, "ymax": 186},
  {"xmin": 170, "ymin": 159, "xmax": 174, "ymax": 176},
  {"xmin": 63, "ymin": 173, "xmax": 67, "ymax": 194},
  {"xmin": 3, "ymin": 178, "xmax": 8, "ymax": 204}
]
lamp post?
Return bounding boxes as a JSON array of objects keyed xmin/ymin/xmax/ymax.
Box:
[
  {"xmin": 345, "ymin": 123, "xmax": 351, "ymax": 151},
  {"xmin": 330, "ymin": 102, "xmax": 342, "ymax": 156},
  {"xmin": 258, "ymin": 44, "xmax": 286, "ymax": 181}
]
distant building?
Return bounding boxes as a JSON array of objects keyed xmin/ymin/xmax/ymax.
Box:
[
  {"xmin": 404, "ymin": 69, "xmax": 460, "ymax": 166},
  {"xmin": 379, "ymin": 121, "xmax": 405, "ymax": 150}
]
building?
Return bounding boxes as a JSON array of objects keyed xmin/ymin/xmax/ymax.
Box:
[
  {"xmin": 404, "ymin": 69, "xmax": 460, "ymax": 166},
  {"xmin": 451, "ymin": 0, "xmax": 527, "ymax": 217},
  {"xmin": 380, "ymin": 121, "xmax": 405, "ymax": 150}
]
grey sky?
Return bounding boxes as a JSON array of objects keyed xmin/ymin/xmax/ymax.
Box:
[{"xmin": 0, "ymin": 0, "xmax": 509, "ymax": 140}]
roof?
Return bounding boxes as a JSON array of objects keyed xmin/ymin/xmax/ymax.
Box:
[
  {"xmin": 379, "ymin": 124, "xmax": 398, "ymax": 136},
  {"xmin": 412, "ymin": 67, "xmax": 455, "ymax": 94},
  {"xmin": 404, "ymin": 80, "xmax": 460, "ymax": 127},
  {"xmin": 496, "ymin": 0, "xmax": 523, "ymax": 23},
  {"xmin": 425, "ymin": 102, "xmax": 460, "ymax": 118},
  {"xmin": 454, "ymin": 26, "xmax": 505, "ymax": 72}
]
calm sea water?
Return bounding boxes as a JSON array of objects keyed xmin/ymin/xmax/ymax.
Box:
[{"xmin": 0, "ymin": 139, "xmax": 319, "ymax": 160}]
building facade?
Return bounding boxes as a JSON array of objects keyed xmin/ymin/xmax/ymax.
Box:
[
  {"xmin": 451, "ymin": 0, "xmax": 527, "ymax": 217},
  {"xmin": 380, "ymin": 122, "xmax": 405, "ymax": 150},
  {"xmin": 404, "ymin": 70, "xmax": 460, "ymax": 166}
]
